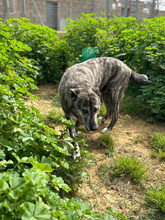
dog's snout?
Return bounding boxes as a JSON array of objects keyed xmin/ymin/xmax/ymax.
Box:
[
  {"xmin": 90, "ymin": 127, "xmax": 98, "ymax": 131},
  {"xmin": 89, "ymin": 125, "xmax": 98, "ymax": 131},
  {"xmin": 85, "ymin": 125, "xmax": 98, "ymax": 131}
]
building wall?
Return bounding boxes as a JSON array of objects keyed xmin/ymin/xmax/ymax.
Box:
[{"xmin": 0, "ymin": 0, "xmax": 164, "ymax": 30}]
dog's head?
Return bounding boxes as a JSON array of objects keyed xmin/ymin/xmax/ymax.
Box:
[{"xmin": 71, "ymin": 87, "xmax": 101, "ymax": 131}]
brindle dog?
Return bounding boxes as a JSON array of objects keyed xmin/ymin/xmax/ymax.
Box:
[{"xmin": 58, "ymin": 57, "xmax": 150, "ymax": 156}]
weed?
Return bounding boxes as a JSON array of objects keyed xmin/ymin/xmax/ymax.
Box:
[
  {"xmin": 150, "ymin": 133, "xmax": 165, "ymax": 160},
  {"xmin": 134, "ymin": 137, "xmax": 142, "ymax": 144},
  {"xmin": 97, "ymin": 133, "xmax": 115, "ymax": 156},
  {"xmin": 151, "ymin": 133, "xmax": 165, "ymax": 151},
  {"xmin": 151, "ymin": 151, "xmax": 165, "ymax": 160},
  {"xmin": 47, "ymin": 107, "xmax": 64, "ymax": 120},
  {"xmin": 52, "ymin": 94, "xmax": 61, "ymax": 107},
  {"xmin": 110, "ymin": 156, "xmax": 148, "ymax": 183},
  {"xmin": 145, "ymin": 184, "xmax": 165, "ymax": 215},
  {"xmin": 98, "ymin": 164, "xmax": 110, "ymax": 179}
]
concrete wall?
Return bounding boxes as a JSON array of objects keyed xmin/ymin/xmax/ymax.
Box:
[{"xmin": 0, "ymin": 0, "xmax": 164, "ymax": 30}]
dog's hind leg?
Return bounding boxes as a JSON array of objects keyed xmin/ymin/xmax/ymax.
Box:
[
  {"xmin": 101, "ymin": 87, "xmax": 125, "ymax": 133},
  {"xmin": 100, "ymin": 89, "xmax": 112, "ymax": 123},
  {"xmin": 102, "ymin": 103, "xmax": 119, "ymax": 133}
]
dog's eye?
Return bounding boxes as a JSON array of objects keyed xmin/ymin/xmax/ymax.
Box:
[{"xmin": 82, "ymin": 109, "xmax": 88, "ymax": 114}]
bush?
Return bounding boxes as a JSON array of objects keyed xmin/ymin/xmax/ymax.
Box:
[
  {"xmin": 96, "ymin": 16, "xmax": 165, "ymax": 121},
  {"xmin": 0, "ymin": 27, "xmax": 116, "ymax": 219},
  {"xmin": 1, "ymin": 16, "xmax": 165, "ymax": 121},
  {"xmin": 4, "ymin": 18, "xmax": 67, "ymax": 83},
  {"xmin": 64, "ymin": 13, "xmax": 112, "ymax": 65}
]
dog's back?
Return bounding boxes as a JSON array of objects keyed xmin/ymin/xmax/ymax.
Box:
[{"xmin": 60, "ymin": 57, "xmax": 131, "ymax": 89}]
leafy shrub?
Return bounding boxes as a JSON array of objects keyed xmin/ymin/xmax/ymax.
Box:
[
  {"xmin": 64, "ymin": 15, "xmax": 165, "ymax": 121},
  {"xmin": 110, "ymin": 156, "xmax": 148, "ymax": 183},
  {"xmin": 135, "ymin": 18, "xmax": 165, "ymax": 122},
  {"xmin": 4, "ymin": 18, "xmax": 67, "ymax": 83},
  {"xmin": 0, "ymin": 28, "xmax": 116, "ymax": 219},
  {"xmin": 2, "ymin": 16, "xmax": 165, "ymax": 121},
  {"xmin": 95, "ymin": 16, "xmax": 165, "ymax": 121},
  {"xmin": 95, "ymin": 16, "xmax": 138, "ymax": 61},
  {"xmin": 64, "ymin": 13, "xmax": 112, "ymax": 65},
  {"xmin": 120, "ymin": 94, "xmax": 140, "ymax": 115}
]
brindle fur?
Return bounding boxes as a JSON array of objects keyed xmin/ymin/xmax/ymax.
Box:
[{"xmin": 58, "ymin": 57, "xmax": 150, "ymax": 137}]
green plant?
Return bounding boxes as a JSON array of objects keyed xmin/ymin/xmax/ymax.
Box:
[
  {"xmin": 151, "ymin": 133, "xmax": 165, "ymax": 151},
  {"xmin": 110, "ymin": 156, "xmax": 148, "ymax": 183},
  {"xmin": 97, "ymin": 133, "xmax": 115, "ymax": 156},
  {"xmin": 95, "ymin": 16, "xmax": 165, "ymax": 122},
  {"xmin": 150, "ymin": 133, "xmax": 165, "ymax": 160},
  {"xmin": 4, "ymin": 18, "xmax": 67, "ymax": 83},
  {"xmin": 134, "ymin": 137, "xmax": 142, "ymax": 144},
  {"xmin": 107, "ymin": 207, "xmax": 129, "ymax": 220},
  {"xmin": 95, "ymin": 16, "xmax": 138, "ymax": 60},
  {"xmin": 0, "ymin": 30, "xmax": 117, "ymax": 219},
  {"xmin": 145, "ymin": 184, "xmax": 165, "ymax": 215},
  {"xmin": 47, "ymin": 108, "xmax": 65, "ymax": 120},
  {"xmin": 120, "ymin": 93, "xmax": 147, "ymax": 116},
  {"xmin": 52, "ymin": 94, "xmax": 61, "ymax": 107},
  {"xmin": 2, "ymin": 16, "xmax": 165, "ymax": 121},
  {"xmin": 98, "ymin": 164, "xmax": 110, "ymax": 179},
  {"xmin": 64, "ymin": 13, "xmax": 112, "ymax": 65}
]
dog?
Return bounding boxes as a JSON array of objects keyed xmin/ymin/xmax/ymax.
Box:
[{"xmin": 58, "ymin": 57, "xmax": 150, "ymax": 156}]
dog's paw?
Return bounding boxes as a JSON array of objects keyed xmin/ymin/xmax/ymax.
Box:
[
  {"xmin": 101, "ymin": 127, "xmax": 110, "ymax": 133},
  {"xmin": 73, "ymin": 151, "xmax": 81, "ymax": 160},
  {"xmin": 72, "ymin": 143, "xmax": 81, "ymax": 160}
]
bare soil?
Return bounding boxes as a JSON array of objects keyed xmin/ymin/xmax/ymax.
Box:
[{"xmin": 25, "ymin": 84, "xmax": 165, "ymax": 219}]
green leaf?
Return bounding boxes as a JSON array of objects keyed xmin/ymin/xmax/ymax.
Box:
[
  {"xmin": 31, "ymin": 162, "xmax": 53, "ymax": 172},
  {"xmin": 0, "ymin": 180, "xmax": 9, "ymax": 194},
  {"xmin": 52, "ymin": 176, "xmax": 71, "ymax": 193},
  {"xmin": 21, "ymin": 201, "xmax": 51, "ymax": 220},
  {"xmin": 106, "ymin": 207, "xmax": 128, "ymax": 220},
  {"xmin": 101, "ymin": 214, "xmax": 115, "ymax": 220},
  {"xmin": 9, "ymin": 176, "xmax": 26, "ymax": 190},
  {"xmin": 0, "ymin": 160, "xmax": 13, "ymax": 167}
]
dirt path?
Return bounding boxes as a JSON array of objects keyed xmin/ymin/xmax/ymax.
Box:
[
  {"xmin": 77, "ymin": 115, "xmax": 165, "ymax": 219},
  {"xmin": 25, "ymin": 84, "xmax": 165, "ymax": 219}
]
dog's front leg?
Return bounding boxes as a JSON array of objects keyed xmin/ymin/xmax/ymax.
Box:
[{"xmin": 66, "ymin": 116, "xmax": 81, "ymax": 159}]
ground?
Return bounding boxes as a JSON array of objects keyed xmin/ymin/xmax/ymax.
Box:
[{"xmin": 25, "ymin": 84, "xmax": 165, "ymax": 219}]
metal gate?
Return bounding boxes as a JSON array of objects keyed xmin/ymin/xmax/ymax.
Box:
[{"xmin": 46, "ymin": 1, "xmax": 58, "ymax": 29}]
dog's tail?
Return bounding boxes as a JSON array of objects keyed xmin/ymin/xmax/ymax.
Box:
[{"xmin": 130, "ymin": 71, "xmax": 151, "ymax": 85}]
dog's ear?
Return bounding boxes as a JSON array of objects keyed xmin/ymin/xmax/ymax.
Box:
[
  {"xmin": 93, "ymin": 87, "xmax": 101, "ymax": 97},
  {"xmin": 70, "ymin": 88, "xmax": 82, "ymax": 100}
]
